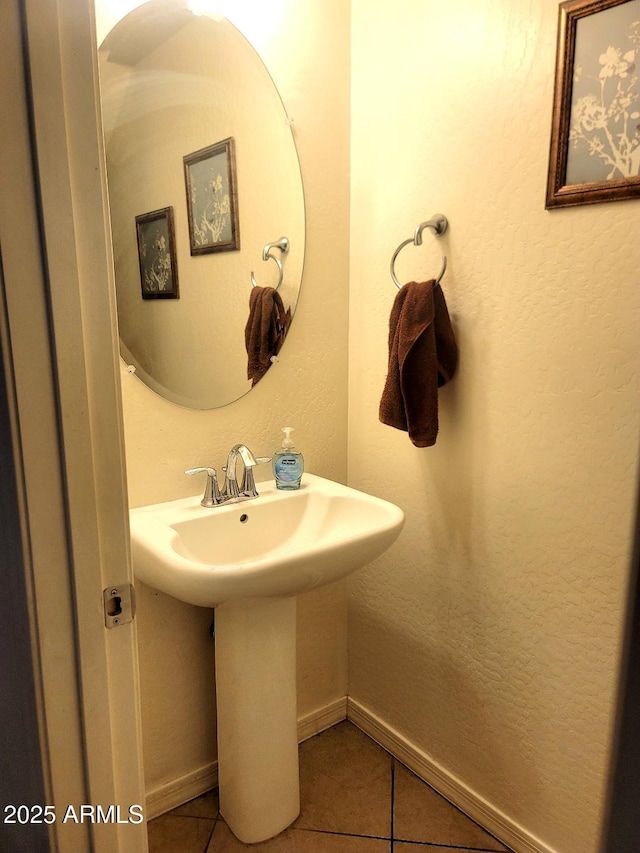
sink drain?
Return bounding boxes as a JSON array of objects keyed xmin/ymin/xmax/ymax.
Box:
[{"xmin": 239, "ymin": 513, "xmax": 249, "ymax": 523}]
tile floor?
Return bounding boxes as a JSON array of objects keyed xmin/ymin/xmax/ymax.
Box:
[{"xmin": 148, "ymin": 721, "xmax": 512, "ymax": 852}]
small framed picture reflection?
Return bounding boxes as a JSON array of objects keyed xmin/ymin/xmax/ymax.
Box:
[
  {"xmin": 184, "ymin": 137, "xmax": 240, "ymax": 255},
  {"xmin": 546, "ymin": 0, "xmax": 640, "ymax": 208},
  {"xmin": 135, "ymin": 207, "xmax": 180, "ymax": 299}
]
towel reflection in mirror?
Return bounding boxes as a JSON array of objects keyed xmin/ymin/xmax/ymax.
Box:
[{"xmin": 245, "ymin": 287, "xmax": 291, "ymax": 386}]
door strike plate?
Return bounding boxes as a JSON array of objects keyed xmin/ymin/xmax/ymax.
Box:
[{"xmin": 103, "ymin": 583, "xmax": 135, "ymax": 628}]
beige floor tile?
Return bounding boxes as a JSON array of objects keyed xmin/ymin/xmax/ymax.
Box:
[
  {"xmin": 172, "ymin": 789, "xmax": 220, "ymax": 819},
  {"xmin": 208, "ymin": 820, "xmax": 391, "ymax": 851},
  {"xmin": 293, "ymin": 721, "xmax": 393, "ymax": 838},
  {"xmin": 393, "ymin": 764, "xmax": 507, "ymax": 850},
  {"xmin": 147, "ymin": 813, "xmax": 215, "ymax": 853}
]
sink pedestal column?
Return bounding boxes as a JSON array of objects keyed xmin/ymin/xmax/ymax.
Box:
[{"xmin": 215, "ymin": 596, "xmax": 299, "ymax": 843}]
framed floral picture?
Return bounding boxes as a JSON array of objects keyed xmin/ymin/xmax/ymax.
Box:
[
  {"xmin": 546, "ymin": 0, "xmax": 640, "ymax": 208},
  {"xmin": 183, "ymin": 137, "xmax": 240, "ymax": 255},
  {"xmin": 135, "ymin": 207, "xmax": 179, "ymax": 299}
]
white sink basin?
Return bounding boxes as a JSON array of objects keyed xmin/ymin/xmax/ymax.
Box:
[{"xmin": 129, "ymin": 473, "xmax": 404, "ymax": 607}]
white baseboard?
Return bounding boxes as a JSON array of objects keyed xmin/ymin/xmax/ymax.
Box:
[
  {"xmin": 145, "ymin": 760, "xmax": 218, "ymax": 821},
  {"xmin": 145, "ymin": 696, "xmax": 348, "ymax": 819},
  {"xmin": 347, "ymin": 697, "xmax": 558, "ymax": 853},
  {"xmin": 298, "ymin": 695, "xmax": 347, "ymax": 742}
]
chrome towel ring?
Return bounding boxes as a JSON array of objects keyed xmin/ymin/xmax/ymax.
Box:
[
  {"xmin": 251, "ymin": 237, "xmax": 290, "ymax": 290},
  {"xmin": 390, "ymin": 214, "xmax": 448, "ymax": 289}
]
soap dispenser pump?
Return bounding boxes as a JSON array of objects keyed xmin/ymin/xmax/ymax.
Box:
[{"xmin": 273, "ymin": 427, "xmax": 304, "ymax": 490}]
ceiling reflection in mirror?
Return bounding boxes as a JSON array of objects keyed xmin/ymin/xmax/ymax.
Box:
[{"xmin": 99, "ymin": 0, "xmax": 305, "ymax": 408}]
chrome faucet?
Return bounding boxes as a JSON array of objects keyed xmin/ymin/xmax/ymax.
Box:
[
  {"xmin": 222, "ymin": 444, "xmax": 270, "ymax": 500},
  {"xmin": 185, "ymin": 445, "xmax": 270, "ymax": 507}
]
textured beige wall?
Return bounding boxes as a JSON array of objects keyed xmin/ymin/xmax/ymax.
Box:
[
  {"xmin": 101, "ymin": 0, "xmax": 350, "ymax": 796},
  {"xmin": 348, "ymin": 2, "xmax": 640, "ymax": 852}
]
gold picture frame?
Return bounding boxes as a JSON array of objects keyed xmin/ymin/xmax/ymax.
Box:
[{"xmin": 546, "ymin": 0, "xmax": 640, "ymax": 208}]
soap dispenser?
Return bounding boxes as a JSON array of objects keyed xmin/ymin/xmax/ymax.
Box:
[{"xmin": 273, "ymin": 427, "xmax": 304, "ymax": 490}]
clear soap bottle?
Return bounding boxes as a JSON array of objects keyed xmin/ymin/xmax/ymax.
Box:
[{"xmin": 273, "ymin": 427, "xmax": 304, "ymax": 490}]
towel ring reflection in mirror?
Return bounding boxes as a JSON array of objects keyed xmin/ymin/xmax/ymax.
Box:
[
  {"xmin": 251, "ymin": 236, "xmax": 290, "ymax": 290},
  {"xmin": 390, "ymin": 214, "xmax": 448, "ymax": 289}
]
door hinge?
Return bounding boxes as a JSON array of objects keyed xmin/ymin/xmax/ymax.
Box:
[{"xmin": 103, "ymin": 583, "xmax": 135, "ymax": 628}]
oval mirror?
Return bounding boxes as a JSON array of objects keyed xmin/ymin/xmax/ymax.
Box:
[{"xmin": 99, "ymin": 0, "xmax": 305, "ymax": 408}]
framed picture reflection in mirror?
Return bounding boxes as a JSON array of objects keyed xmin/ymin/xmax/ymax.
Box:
[
  {"xmin": 135, "ymin": 206, "xmax": 180, "ymax": 299},
  {"xmin": 184, "ymin": 137, "xmax": 240, "ymax": 254}
]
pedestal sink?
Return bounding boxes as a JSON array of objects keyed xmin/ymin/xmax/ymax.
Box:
[{"xmin": 129, "ymin": 473, "xmax": 404, "ymax": 842}]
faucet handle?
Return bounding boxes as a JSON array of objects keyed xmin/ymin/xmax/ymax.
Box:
[
  {"xmin": 185, "ymin": 466, "xmax": 223, "ymax": 507},
  {"xmin": 240, "ymin": 456, "xmax": 272, "ymax": 497}
]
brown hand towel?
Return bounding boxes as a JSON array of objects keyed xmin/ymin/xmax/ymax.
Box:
[
  {"xmin": 379, "ymin": 280, "xmax": 458, "ymax": 447},
  {"xmin": 245, "ymin": 286, "xmax": 292, "ymax": 386}
]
